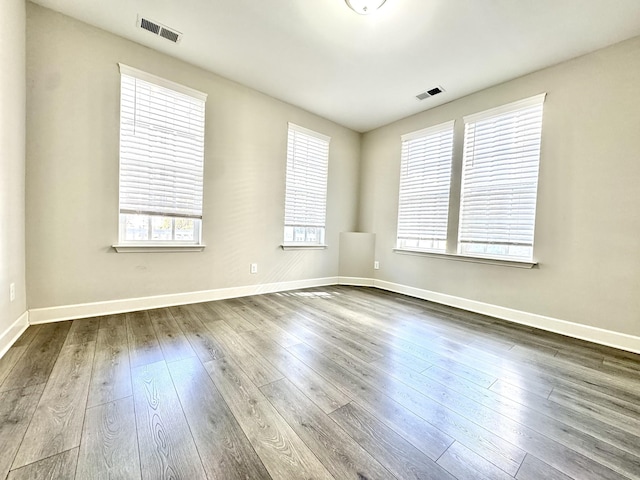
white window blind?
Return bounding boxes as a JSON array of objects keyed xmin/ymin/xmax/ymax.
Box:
[
  {"xmin": 396, "ymin": 121, "xmax": 454, "ymax": 252},
  {"xmin": 283, "ymin": 123, "xmax": 330, "ymax": 245},
  {"xmin": 458, "ymin": 93, "xmax": 545, "ymax": 260},
  {"xmin": 119, "ymin": 64, "xmax": 206, "ymax": 225}
]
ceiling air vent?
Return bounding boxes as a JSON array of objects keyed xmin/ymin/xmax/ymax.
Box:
[
  {"xmin": 137, "ymin": 16, "xmax": 182, "ymax": 43},
  {"xmin": 416, "ymin": 86, "xmax": 445, "ymax": 101}
]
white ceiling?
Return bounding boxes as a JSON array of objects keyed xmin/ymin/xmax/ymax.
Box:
[{"xmin": 29, "ymin": 0, "xmax": 640, "ymax": 132}]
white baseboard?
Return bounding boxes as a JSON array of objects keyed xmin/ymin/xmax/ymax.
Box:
[
  {"xmin": 21, "ymin": 275, "xmax": 640, "ymax": 356},
  {"xmin": 29, "ymin": 276, "xmax": 339, "ymax": 324},
  {"xmin": 337, "ymin": 276, "xmax": 375, "ymax": 287},
  {"xmin": 373, "ymin": 279, "xmax": 640, "ymax": 355},
  {"xmin": 0, "ymin": 311, "xmax": 29, "ymax": 359}
]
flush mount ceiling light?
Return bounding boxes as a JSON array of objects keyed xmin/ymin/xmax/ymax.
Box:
[{"xmin": 345, "ymin": 0, "xmax": 387, "ymax": 15}]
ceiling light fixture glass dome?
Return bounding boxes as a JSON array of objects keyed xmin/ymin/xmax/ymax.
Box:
[{"xmin": 345, "ymin": 0, "xmax": 387, "ymax": 15}]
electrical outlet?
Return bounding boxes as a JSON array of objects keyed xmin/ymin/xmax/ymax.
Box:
[
  {"xmin": 10, "ymin": 283, "xmax": 15, "ymax": 302},
  {"xmin": 250, "ymin": 263, "xmax": 258, "ymax": 274},
  {"xmin": 374, "ymin": 261, "xmax": 380, "ymax": 270}
]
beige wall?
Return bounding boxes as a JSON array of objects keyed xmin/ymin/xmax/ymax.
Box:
[
  {"xmin": 359, "ymin": 36, "xmax": 640, "ymax": 337},
  {"xmin": 25, "ymin": 4, "xmax": 361, "ymax": 309},
  {"xmin": 0, "ymin": 0, "xmax": 27, "ymax": 341},
  {"xmin": 338, "ymin": 232, "xmax": 375, "ymax": 279},
  {"xmin": 20, "ymin": 3, "xmax": 640, "ymax": 342}
]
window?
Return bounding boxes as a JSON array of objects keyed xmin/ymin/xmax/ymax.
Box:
[
  {"xmin": 395, "ymin": 93, "xmax": 545, "ymax": 264},
  {"xmin": 117, "ymin": 64, "xmax": 207, "ymax": 246},
  {"xmin": 458, "ymin": 94, "xmax": 545, "ymax": 261},
  {"xmin": 283, "ymin": 123, "xmax": 330, "ymax": 246},
  {"xmin": 396, "ymin": 121, "xmax": 454, "ymax": 252}
]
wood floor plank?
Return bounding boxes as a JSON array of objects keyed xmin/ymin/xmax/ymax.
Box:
[
  {"xmin": 64, "ymin": 317, "xmax": 100, "ymax": 346},
  {"xmin": 131, "ymin": 360, "xmax": 207, "ymax": 480},
  {"xmin": 12, "ymin": 325, "xmax": 42, "ymax": 348},
  {"xmin": 148, "ymin": 308, "xmax": 196, "ymax": 363},
  {"xmin": 410, "ymin": 322, "xmax": 640, "ymax": 407},
  {"xmin": 204, "ymin": 319, "xmax": 283, "ymax": 387},
  {"xmin": 0, "ymin": 345, "xmax": 27, "ymax": 386},
  {"xmin": 126, "ymin": 311, "xmax": 164, "ymax": 369},
  {"xmin": 270, "ymin": 312, "xmax": 384, "ymax": 364},
  {"xmin": 261, "ymin": 378, "xmax": 394, "ymax": 480},
  {"xmin": 0, "ymin": 384, "xmax": 46, "ymax": 480},
  {"xmin": 167, "ymin": 357, "xmax": 271, "ymax": 480},
  {"xmin": 87, "ymin": 314, "xmax": 132, "ymax": 408},
  {"xmin": 516, "ymin": 454, "xmax": 573, "ymax": 480},
  {"xmin": 233, "ymin": 299, "xmax": 302, "ymax": 348},
  {"xmin": 242, "ymin": 330, "xmax": 351, "ymax": 413},
  {"xmin": 0, "ymin": 321, "xmax": 72, "ymax": 392},
  {"xmin": 501, "ymin": 343, "xmax": 640, "ymax": 404},
  {"xmin": 329, "ymin": 402, "xmax": 456, "ymax": 480},
  {"xmin": 206, "ymin": 301, "xmax": 257, "ymax": 332},
  {"xmin": 13, "ymin": 341, "xmax": 96, "ymax": 469},
  {"xmin": 286, "ymin": 341, "xmax": 454, "ymax": 461},
  {"xmin": 76, "ymin": 396, "xmax": 141, "ymax": 480},
  {"xmin": 7, "ymin": 448, "xmax": 78, "ymax": 480},
  {"xmin": 602, "ymin": 355, "xmax": 640, "ymax": 373},
  {"xmin": 378, "ymin": 347, "xmax": 637, "ymax": 480},
  {"xmin": 548, "ymin": 383, "xmax": 640, "ymax": 436},
  {"xmin": 203, "ymin": 356, "xmax": 335, "ymax": 480},
  {"xmin": 273, "ymin": 296, "xmax": 385, "ymax": 363},
  {"xmin": 321, "ymin": 310, "xmax": 487, "ymax": 383},
  {"xmin": 428, "ymin": 353, "xmax": 555, "ymax": 398},
  {"xmin": 289, "ymin": 342, "xmax": 526, "ymax": 476},
  {"xmin": 2, "ymin": 286, "xmax": 639, "ymax": 480},
  {"xmin": 291, "ymin": 292, "xmax": 503, "ymax": 386},
  {"xmin": 292, "ymin": 291, "xmax": 447, "ymax": 358},
  {"xmin": 183, "ymin": 301, "xmax": 222, "ymax": 323},
  {"xmin": 489, "ymin": 378, "xmax": 640, "ymax": 456},
  {"xmin": 169, "ymin": 305, "xmax": 225, "ymax": 361},
  {"xmin": 437, "ymin": 441, "xmax": 514, "ymax": 480}
]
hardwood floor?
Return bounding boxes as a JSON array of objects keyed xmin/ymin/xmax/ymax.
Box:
[{"xmin": 0, "ymin": 286, "xmax": 639, "ymax": 479}]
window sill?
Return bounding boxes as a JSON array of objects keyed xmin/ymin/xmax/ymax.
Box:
[
  {"xmin": 112, "ymin": 244, "xmax": 206, "ymax": 253},
  {"xmin": 280, "ymin": 244, "xmax": 328, "ymax": 251},
  {"xmin": 393, "ymin": 248, "xmax": 537, "ymax": 269}
]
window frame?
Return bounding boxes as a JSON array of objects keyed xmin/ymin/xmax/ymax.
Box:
[
  {"xmin": 282, "ymin": 122, "xmax": 331, "ymax": 249},
  {"xmin": 396, "ymin": 120, "xmax": 455, "ymax": 253},
  {"xmin": 394, "ymin": 94, "xmax": 546, "ymax": 268},
  {"xmin": 113, "ymin": 64, "xmax": 207, "ymax": 252}
]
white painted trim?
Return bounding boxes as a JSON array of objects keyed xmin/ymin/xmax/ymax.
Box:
[
  {"xmin": 0, "ymin": 311, "xmax": 30, "ymax": 359},
  {"xmin": 28, "ymin": 277, "xmax": 339, "ymax": 324},
  {"xmin": 373, "ymin": 280, "xmax": 640, "ymax": 355},
  {"xmin": 337, "ymin": 276, "xmax": 375, "ymax": 287},
  {"xmin": 112, "ymin": 244, "xmax": 206, "ymax": 253},
  {"xmin": 463, "ymin": 92, "xmax": 546, "ymax": 123},
  {"xmin": 22, "ymin": 275, "xmax": 640, "ymax": 356},
  {"xmin": 401, "ymin": 120, "xmax": 455, "ymax": 142},
  {"xmin": 393, "ymin": 248, "xmax": 537, "ymax": 269},
  {"xmin": 281, "ymin": 244, "xmax": 328, "ymax": 250},
  {"xmin": 119, "ymin": 63, "xmax": 207, "ymax": 101}
]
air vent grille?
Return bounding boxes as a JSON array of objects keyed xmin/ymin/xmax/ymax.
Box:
[
  {"xmin": 137, "ymin": 15, "xmax": 182, "ymax": 43},
  {"xmin": 159, "ymin": 28, "xmax": 180, "ymax": 43},
  {"xmin": 140, "ymin": 18, "xmax": 160, "ymax": 35},
  {"xmin": 416, "ymin": 86, "xmax": 445, "ymax": 101}
]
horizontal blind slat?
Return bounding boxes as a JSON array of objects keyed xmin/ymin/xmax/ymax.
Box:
[
  {"xmin": 397, "ymin": 123, "xmax": 454, "ymax": 248},
  {"xmin": 459, "ymin": 95, "xmax": 544, "ymax": 255},
  {"xmin": 119, "ymin": 72, "xmax": 206, "ymax": 218},
  {"xmin": 284, "ymin": 125, "xmax": 330, "ymax": 229}
]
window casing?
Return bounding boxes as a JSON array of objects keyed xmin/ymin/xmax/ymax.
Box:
[
  {"xmin": 396, "ymin": 121, "xmax": 454, "ymax": 253},
  {"xmin": 396, "ymin": 94, "xmax": 545, "ymax": 264},
  {"xmin": 458, "ymin": 94, "xmax": 545, "ymax": 261},
  {"xmin": 283, "ymin": 123, "xmax": 330, "ymax": 246},
  {"xmin": 118, "ymin": 64, "xmax": 207, "ymax": 245}
]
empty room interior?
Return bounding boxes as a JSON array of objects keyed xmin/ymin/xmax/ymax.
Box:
[{"xmin": 2, "ymin": 0, "xmax": 640, "ymax": 479}]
